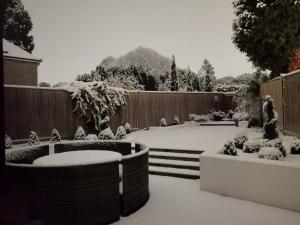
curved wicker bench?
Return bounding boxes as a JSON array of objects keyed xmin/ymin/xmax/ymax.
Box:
[{"xmin": 2, "ymin": 141, "xmax": 149, "ymax": 225}]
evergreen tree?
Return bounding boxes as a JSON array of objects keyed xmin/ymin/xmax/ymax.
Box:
[
  {"xmin": 199, "ymin": 59, "xmax": 216, "ymax": 92},
  {"xmin": 3, "ymin": 0, "xmax": 35, "ymax": 53},
  {"xmin": 232, "ymin": 0, "xmax": 300, "ymax": 78},
  {"xmin": 169, "ymin": 54, "xmax": 178, "ymax": 91}
]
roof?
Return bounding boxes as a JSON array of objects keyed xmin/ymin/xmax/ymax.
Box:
[{"xmin": 3, "ymin": 38, "xmax": 42, "ymax": 63}]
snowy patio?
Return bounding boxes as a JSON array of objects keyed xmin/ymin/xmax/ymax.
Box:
[{"xmin": 113, "ymin": 175, "xmax": 300, "ymax": 225}]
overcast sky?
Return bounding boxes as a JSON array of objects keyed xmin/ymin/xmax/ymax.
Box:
[{"xmin": 22, "ymin": 0, "xmax": 254, "ymax": 84}]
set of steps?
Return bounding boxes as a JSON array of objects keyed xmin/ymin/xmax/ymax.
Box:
[{"xmin": 148, "ymin": 148, "xmax": 204, "ymax": 179}]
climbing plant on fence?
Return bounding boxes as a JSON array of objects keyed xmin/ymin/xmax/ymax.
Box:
[{"xmin": 63, "ymin": 81, "xmax": 128, "ymax": 131}]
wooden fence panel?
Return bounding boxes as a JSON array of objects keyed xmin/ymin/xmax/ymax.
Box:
[
  {"xmin": 4, "ymin": 86, "xmax": 234, "ymax": 141},
  {"xmin": 283, "ymin": 72, "xmax": 300, "ymax": 137},
  {"xmin": 260, "ymin": 70, "xmax": 300, "ymax": 137}
]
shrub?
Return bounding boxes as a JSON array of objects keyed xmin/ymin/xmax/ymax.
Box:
[
  {"xmin": 223, "ymin": 140, "xmax": 237, "ymax": 156},
  {"xmin": 50, "ymin": 129, "xmax": 61, "ymax": 143},
  {"xmin": 173, "ymin": 115, "xmax": 180, "ymax": 125},
  {"xmin": 160, "ymin": 118, "xmax": 167, "ymax": 127},
  {"xmin": 5, "ymin": 134, "xmax": 13, "ymax": 149},
  {"xmin": 227, "ymin": 110, "xmax": 234, "ymax": 119},
  {"xmin": 74, "ymin": 126, "xmax": 86, "ymax": 140},
  {"xmin": 28, "ymin": 131, "xmax": 40, "ymax": 146},
  {"xmin": 290, "ymin": 140, "xmax": 300, "ymax": 154},
  {"xmin": 98, "ymin": 127, "xmax": 115, "ymax": 140},
  {"xmin": 124, "ymin": 122, "xmax": 131, "ymax": 134},
  {"xmin": 194, "ymin": 114, "xmax": 210, "ymax": 122},
  {"xmin": 243, "ymin": 140, "xmax": 261, "ymax": 153},
  {"xmin": 188, "ymin": 113, "xmax": 197, "ymax": 121},
  {"xmin": 115, "ymin": 126, "xmax": 127, "ymax": 140},
  {"xmin": 262, "ymin": 139, "xmax": 287, "ymax": 157},
  {"xmin": 211, "ymin": 111, "xmax": 225, "ymax": 121},
  {"xmin": 258, "ymin": 147, "xmax": 284, "ymax": 161},
  {"xmin": 234, "ymin": 133, "xmax": 248, "ymax": 149},
  {"xmin": 85, "ymin": 134, "xmax": 98, "ymax": 141}
]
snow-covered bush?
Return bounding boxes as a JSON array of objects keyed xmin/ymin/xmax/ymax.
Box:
[
  {"xmin": 258, "ymin": 147, "xmax": 284, "ymax": 161},
  {"xmin": 188, "ymin": 113, "xmax": 197, "ymax": 121},
  {"xmin": 223, "ymin": 140, "xmax": 238, "ymax": 156},
  {"xmin": 227, "ymin": 110, "xmax": 234, "ymax": 119},
  {"xmin": 85, "ymin": 134, "xmax": 98, "ymax": 141},
  {"xmin": 232, "ymin": 112, "xmax": 249, "ymax": 121},
  {"xmin": 290, "ymin": 140, "xmax": 300, "ymax": 154},
  {"xmin": 74, "ymin": 126, "xmax": 86, "ymax": 140},
  {"xmin": 98, "ymin": 127, "xmax": 115, "ymax": 140},
  {"xmin": 262, "ymin": 139, "xmax": 287, "ymax": 157},
  {"xmin": 160, "ymin": 118, "xmax": 167, "ymax": 127},
  {"xmin": 28, "ymin": 131, "xmax": 40, "ymax": 146},
  {"xmin": 5, "ymin": 134, "xmax": 13, "ymax": 149},
  {"xmin": 115, "ymin": 126, "xmax": 126, "ymax": 140},
  {"xmin": 194, "ymin": 114, "xmax": 210, "ymax": 122},
  {"xmin": 50, "ymin": 129, "xmax": 61, "ymax": 143},
  {"xmin": 211, "ymin": 111, "xmax": 225, "ymax": 121},
  {"xmin": 62, "ymin": 81, "xmax": 128, "ymax": 131},
  {"xmin": 243, "ymin": 140, "xmax": 261, "ymax": 153},
  {"xmin": 234, "ymin": 133, "xmax": 248, "ymax": 149},
  {"xmin": 173, "ymin": 115, "xmax": 180, "ymax": 125},
  {"xmin": 124, "ymin": 122, "xmax": 131, "ymax": 134}
]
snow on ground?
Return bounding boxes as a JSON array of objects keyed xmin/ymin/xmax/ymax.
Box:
[
  {"xmin": 113, "ymin": 175, "xmax": 300, "ymax": 225},
  {"xmin": 126, "ymin": 122, "xmax": 242, "ymax": 152}
]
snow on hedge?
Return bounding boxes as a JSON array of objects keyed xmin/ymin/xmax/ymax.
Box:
[
  {"xmin": 50, "ymin": 129, "xmax": 61, "ymax": 143},
  {"xmin": 5, "ymin": 134, "xmax": 13, "ymax": 149},
  {"xmin": 74, "ymin": 126, "xmax": 86, "ymax": 140},
  {"xmin": 28, "ymin": 131, "xmax": 40, "ymax": 146},
  {"xmin": 62, "ymin": 81, "xmax": 128, "ymax": 131}
]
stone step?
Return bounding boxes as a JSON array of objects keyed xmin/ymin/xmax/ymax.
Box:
[
  {"xmin": 149, "ymin": 151, "xmax": 200, "ymax": 162},
  {"xmin": 149, "ymin": 158, "xmax": 200, "ymax": 170},
  {"xmin": 149, "ymin": 166, "xmax": 200, "ymax": 180},
  {"xmin": 150, "ymin": 148, "xmax": 204, "ymax": 155}
]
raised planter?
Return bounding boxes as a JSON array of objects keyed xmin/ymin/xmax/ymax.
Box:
[
  {"xmin": 200, "ymin": 151, "xmax": 300, "ymax": 212},
  {"xmin": 2, "ymin": 141, "xmax": 149, "ymax": 225}
]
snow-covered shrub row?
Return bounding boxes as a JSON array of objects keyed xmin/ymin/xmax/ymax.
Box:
[
  {"xmin": 173, "ymin": 115, "xmax": 180, "ymax": 125},
  {"xmin": 160, "ymin": 118, "xmax": 167, "ymax": 127},
  {"xmin": 28, "ymin": 131, "xmax": 40, "ymax": 146},
  {"xmin": 115, "ymin": 126, "xmax": 127, "ymax": 140},
  {"xmin": 211, "ymin": 111, "xmax": 226, "ymax": 121},
  {"xmin": 5, "ymin": 134, "xmax": 13, "ymax": 149},
  {"xmin": 124, "ymin": 122, "xmax": 131, "ymax": 134},
  {"xmin": 290, "ymin": 140, "xmax": 300, "ymax": 154},
  {"xmin": 85, "ymin": 134, "xmax": 98, "ymax": 141},
  {"xmin": 234, "ymin": 133, "xmax": 248, "ymax": 149},
  {"xmin": 258, "ymin": 147, "xmax": 284, "ymax": 161},
  {"xmin": 62, "ymin": 81, "xmax": 128, "ymax": 131},
  {"xmin": 188, "ymin": 113, "xmax": 197, "ymax": 121},
  {"xmin": 223, "ymin": 140, "xmax": 237, "ymax": 156},
  {"xmin": 98, "ymin": 127, "xmax": 115, "ymax": 140},
  {"xmin": 243, "ymin": 140, "xmax": 261, "ymax": 153},
  {"xmin": 188, "ymin": 113, "xmax": 210, "ymax": 122},
  {"xmin": 262, "ymin": 139, "xmax": 287, "ymax": 157},
  {"xmin": 74, "ymin": 126, "xmax": 86, "ymax": 140},
  {"xmin": 50, "ymin": 129, "xmax": 61, "ymax": 143},
  {"xmin": 6, "ymin": 144, "xmax": 49, "ymax": 164}
]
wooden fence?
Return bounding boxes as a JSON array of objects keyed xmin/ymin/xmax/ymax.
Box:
[
  {"xmin": 260, "ymin": 70, "xmax": 300, "ymax": 137},
  {"xmin": 4, "ymin": 85, "xmax": 234, "ymax": 141}
]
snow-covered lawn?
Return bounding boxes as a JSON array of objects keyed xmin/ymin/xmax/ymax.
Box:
[
  {"xmin": 113, "ymin": 175, "xmax": 300, "ymax": 225},
  {"xmin": 126, "ymin": 122, "xmax": 242, "ymax": 152}
]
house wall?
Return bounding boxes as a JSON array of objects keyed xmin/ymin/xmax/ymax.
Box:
[{"xmin": 3, "ymin": 58, "xmax": 39, "ymax": 86}]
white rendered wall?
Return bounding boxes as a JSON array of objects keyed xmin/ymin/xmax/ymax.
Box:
[{"xmin": 200, "ymin": 152, "xmax": 300, "ymax": 212}]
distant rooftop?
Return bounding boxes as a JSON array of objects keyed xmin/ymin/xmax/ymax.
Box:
[{"xmin": 3, "ymin": 38, "xmax": 42, "ymax": 63}]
